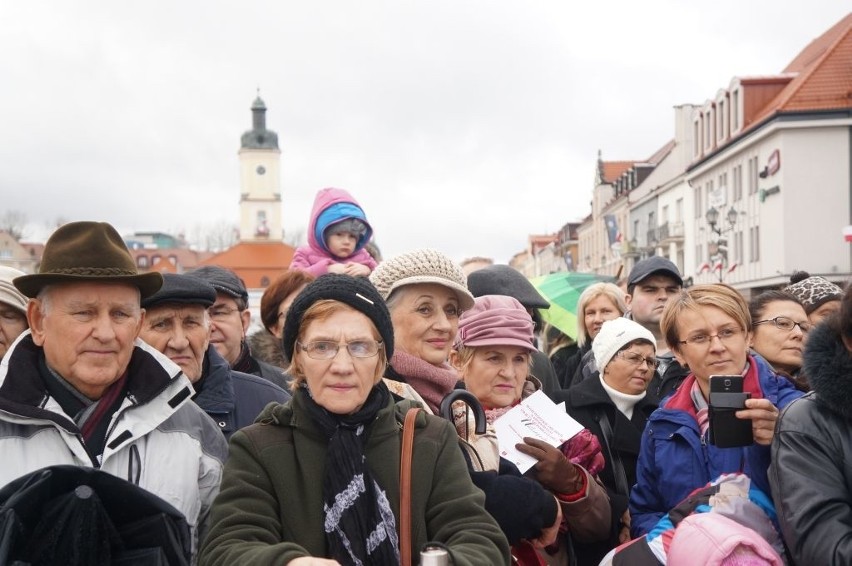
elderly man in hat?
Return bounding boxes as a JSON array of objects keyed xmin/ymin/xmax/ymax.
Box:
[
  {"xmin": 139, "ymin": 273, "xmax": 290, "ymax": 439},
  {"xmin": 0, "ymin": 221, "xmax": 228, "ymax": 561},
  {"xmin": 188, "ymin": 265, "xmax": 288, "ymax": 389},
  {"xmin": 0, "ymin": 266, "xmax": 29, "ymax": 359}
]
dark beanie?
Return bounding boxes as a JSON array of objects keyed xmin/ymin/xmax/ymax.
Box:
[
  {"xmin": 282, "ymin": 274, "xmax": 394, "ymax": 361},
  {"xmin": 141, "ymin": 273, "xmax": 217, "ymax": 310}
]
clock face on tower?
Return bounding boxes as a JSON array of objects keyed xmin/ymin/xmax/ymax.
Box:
[{"xmin": 256, "ymin": 165, "xmax": 266, "ymax": 175}]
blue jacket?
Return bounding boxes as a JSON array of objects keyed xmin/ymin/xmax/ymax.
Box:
[
  {"xmin": 194, "ymin": 347, "xmax": 291, "ymax": 439},
  {"xmin": 629, "ymin": 354, "xmax": 802, "ymax": 537}
]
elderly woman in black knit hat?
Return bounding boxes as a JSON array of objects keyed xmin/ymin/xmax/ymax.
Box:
[{"xmin": 200, "ymin": 274, "xmax": 509, "ymax": 566}]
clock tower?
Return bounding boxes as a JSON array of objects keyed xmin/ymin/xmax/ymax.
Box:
[{"xmin": 238, "ymin": 95, "xmax": 282, "ymax": 241}]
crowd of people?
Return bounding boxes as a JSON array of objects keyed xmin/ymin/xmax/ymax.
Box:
[{"xmin": 0, "ymin": 198, "xmax": 849, "ymax": 565}]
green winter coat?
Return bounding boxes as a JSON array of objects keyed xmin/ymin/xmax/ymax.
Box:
[{"xmin": 199, "ymin": 392, "xmax": 510, "ymax": 565}]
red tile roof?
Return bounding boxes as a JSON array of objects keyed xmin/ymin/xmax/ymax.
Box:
[
  {"xmin": 200, "ymin": 241, "xmax": 296, "ymax": 289},
  {"xmin": 600, "ymin": 161, "xmax": 636, "ymax": 183},
  {"xmin": 751, "ymin": 14, "xmax": 852, "ymax": 126}
]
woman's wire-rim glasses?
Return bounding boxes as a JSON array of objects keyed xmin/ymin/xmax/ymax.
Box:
[
  {"xmin": 615, "ymin": 350, "xmax": 660, "ymax": 369},
  {"xmin": 754, "ymin": 316, "xmax": 811, "ymax": 333},
  {"xmin": 297, "ymin": 340, "xmax": 383, "ymax": 360},
  {"xmin": 678, "ymin": 327, "xmax": 744, "ymax": 347}
]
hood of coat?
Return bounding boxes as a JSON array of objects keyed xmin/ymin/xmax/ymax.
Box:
[
  {"xmin": 307, "ymin": 187, "xmax": 372, "ymax": 256},
  {"xmin": 803, "ymin": 321, "xmax": 852, "ymax": 420},
  {"xmin": 248, "ymin": 329, "xmax": 288, "ymax": 369}
]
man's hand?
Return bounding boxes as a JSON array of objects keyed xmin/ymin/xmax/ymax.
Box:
[{"xmin": 516, "ymin": 437, "xmax": 583, "ymax": 494}]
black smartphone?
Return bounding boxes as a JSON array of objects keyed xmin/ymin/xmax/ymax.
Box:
[{"xmin": 708, "ymin": 375, "xmax": 753, "ymax": 448}]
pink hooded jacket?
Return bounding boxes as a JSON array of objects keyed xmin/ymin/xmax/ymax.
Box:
[{"xmin": 289, "ymin": 187, "xmax": 377, "ymax": 276}]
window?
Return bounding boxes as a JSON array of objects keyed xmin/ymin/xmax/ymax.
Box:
[
  {"xmin": 693, "ymin": 118, "xmax": 702, "ymax": 158},
  {"xmin": 717, "ymin": 99, "xmax": 727, "ymax": 141},
  {"xmin": 731, "ymin": 90, "xmax": 740, "ymax": 131},
  {"xmin": 261, "ymin": 276, "xmax": 270, "ymax": 287},
  {"xmin": 662, "ymin": 205, "xmax": 669, "ymax": 225},
  {"xmin": 749, "ymin": 226, "xmax": 761, "ymax": 262},
  {"xmin": 137, "ymin": 256, "xmax": 148, "ymax": 268},
  {"xmin": 648, "ymin": 211, "xmax": 656, "ymax": 229},
  {"xmin": 676, "ymin": 198, "xmax": 683, "ymax": 223},
  {"xmin": 733, "ymin": 165, "xmax": 743, "ymax": 202},
  {"xmin": 633, "ymin": 219, "xmax": 640, "ymax": 242},
  {"xmin": 734, "ymin": 231, "xmax": 744, "ymax": 263},
  {"xmin": 747, "ymin": 157, "xmax": 759, "ymax": 195},
  {"xmin": 718, "ymin": 172, "xmax": 727, "ymax": 203}
]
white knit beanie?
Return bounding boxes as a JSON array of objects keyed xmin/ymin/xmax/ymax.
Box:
[
  {"xmin": 592, "ymin": 317, "xmax": 656, "ymax": 371},
  {"xmin": 369, "ymin": 249, "xmax": 475, "ymax": 310}
]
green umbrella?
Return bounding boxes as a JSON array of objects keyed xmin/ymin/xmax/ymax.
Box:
[{"xmin": 531, "ymin": 272, "xmax": 616, "ymax": 339}]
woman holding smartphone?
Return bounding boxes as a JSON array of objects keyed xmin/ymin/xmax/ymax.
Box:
[{"xmin": 628, "ymin": 284, "xmax": 802, "ymax": 537}]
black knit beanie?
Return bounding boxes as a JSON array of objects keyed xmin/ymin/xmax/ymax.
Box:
[{"xmin": 282, "ymin": 274, "xmax": 394, "ymax": 361}]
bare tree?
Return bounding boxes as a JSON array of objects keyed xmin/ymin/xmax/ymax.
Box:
[
  {"xmin": 0, "ymin": 211, "xmax": 27, "ymax": 241},
  {"xmin": 186, "ymin": 220, "xmax": 239, "ymax": 252}
]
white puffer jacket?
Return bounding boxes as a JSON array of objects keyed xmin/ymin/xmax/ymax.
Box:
[{"xmin": 0, "ymin": 331, "xmax": 228, "ymax": 561}]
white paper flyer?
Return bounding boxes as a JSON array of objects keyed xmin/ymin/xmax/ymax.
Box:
[{"xmin": 493, "ymin": 390, "xmax": 584, "ymax": 473}]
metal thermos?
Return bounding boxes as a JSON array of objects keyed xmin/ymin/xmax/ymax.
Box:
[{"xmin": 420, "ymin": 544, "xmax": 450, "ymax": 566}]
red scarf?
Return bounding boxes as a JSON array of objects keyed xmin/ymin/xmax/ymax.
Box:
[{"xmin": 389, "ymin": 351, "xmax": 459, "ymax": 413}]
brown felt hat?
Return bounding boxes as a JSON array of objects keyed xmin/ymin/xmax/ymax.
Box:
[{"xmin": 13, "ymin": 221, "xmax": 163, "ymax": 299}]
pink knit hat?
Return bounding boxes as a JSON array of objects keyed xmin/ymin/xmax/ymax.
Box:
[{"xmin": 456, "ymin": 295, "xmax": 535, "ymax": 351}]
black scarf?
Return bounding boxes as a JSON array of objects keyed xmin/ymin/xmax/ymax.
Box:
[{"xmin": 300, "ymin": 381, "xmax": 400, "ymax": 566}]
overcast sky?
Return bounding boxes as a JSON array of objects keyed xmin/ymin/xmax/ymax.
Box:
[{"xmin": 2, "ymin": 2, "xmax": 848, "ymax": 264}]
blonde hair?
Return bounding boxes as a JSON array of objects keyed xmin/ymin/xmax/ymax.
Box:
[
  {"xmin": 661, "ymin": 284, "xmax": 751, "ymax": 352},
  {"xmin": 576, "ymin": 283, "xmax": 627, "ymax": 348},
  {"xmin": 286, "ymin": 300, "xmax": 388, "ymax": 392}
]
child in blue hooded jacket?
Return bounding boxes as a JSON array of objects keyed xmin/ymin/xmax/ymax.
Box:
[{"xmin": 289, "ymin": 187, "xmax": 378, "ymax": 277}]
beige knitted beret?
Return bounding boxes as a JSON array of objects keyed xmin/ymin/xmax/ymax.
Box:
[{"xmin": 369, "ymin": 248, "xmax": 475, "ymax": 310}]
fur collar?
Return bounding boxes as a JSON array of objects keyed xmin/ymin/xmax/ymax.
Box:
[
  {"xmin": 803, "ymin": 321, "xmax": 852, "ymax": 420},
  {"xmin": 248, "ymin": 329, "xmax": 288, "ymax": 369}
]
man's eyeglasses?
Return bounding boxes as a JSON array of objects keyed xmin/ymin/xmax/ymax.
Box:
[
  {"xmin": 678, "ymin": 327, "xmax": 743, "ymax": 347},
  {"xmin": 208, "ymin": 306, "xmax": 241, "ymax": 321},
  {"xmin": 615, "ymin": 351, "xmax": 660, "ymax": 369},
  {"xmin": 754, "ymin": 316, "xmax": 811, "ymax": 333},
  {"xmin": 297, "ymin": 340, "xmax": 383, "ymax": 360}
]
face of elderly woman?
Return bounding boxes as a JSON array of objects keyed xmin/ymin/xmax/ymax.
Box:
[
  {"xmin": 456, "ymin": 346, "xmax": 530, "ymax": 409},
  {"xmin": 389, "ymin": 283, "xmax": 460, "ymax": 366},
  {"xmin": 673, "ymin": 305, "xmax": 750, "ymax": 389},
  {"xmin": 602, "ymin": 342, "xmax": 656, "ymax": 395},
  {"xmin": 297, "ymin": 308, "xmax": 382, "ymax": 415},
  {"xmin": 750, "ymin": 300, "xmax": 808, "ymax": 376}
]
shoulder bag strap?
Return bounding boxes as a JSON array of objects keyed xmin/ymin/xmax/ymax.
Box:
[
  {"xmin": 595, "ymin": 408, "xmax": 630, "ymax": 497},
  {"xmin": 400, "ymin": 407, "xmax": 421, "ymax": 566}
]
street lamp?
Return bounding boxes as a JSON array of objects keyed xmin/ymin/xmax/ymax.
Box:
[{"xmin": 705, "ymin": 205, "xmax": 739, "ymax": 281}]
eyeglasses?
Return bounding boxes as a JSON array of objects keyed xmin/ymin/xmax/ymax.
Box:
[
  {"xmin": 678, "ymin": 327, "xmax": 743, "ymax": 347},
  {"xmin": 208, "ymin": 306, "xmax": 241, "ymax": 321},
  {"xmin": 754, "ymin": 316, "xmax": 811, "ymax": 333},
  {"xmin": 615, "ymin": 351, "xmax": 660, "ymax": 369},
  {"xmin": 297, "ymin": 340, "xmax": 383, "ymax": 360}
]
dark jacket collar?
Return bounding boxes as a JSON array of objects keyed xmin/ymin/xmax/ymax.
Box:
[
  {"xmin": 803, "ymin": 321, "xmax": 852, "ymax": 420},
  {"xmin": 192, "ymin": 346, "xmax": 236, "ymax": 414},
  {"xmin": 567, "ymin": 374, "xmax": 659, "ymax": 418}
]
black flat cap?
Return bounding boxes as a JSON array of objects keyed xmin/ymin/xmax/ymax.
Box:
[
  {"xmin": 627, "ymin": 256, "xmax": 683, "ymax": 287},
  {"xmin": 466, "ymin": 264, "xmax": 550, "ymax": 309},
  {"xmin": 141, "ymin": 273, "xmax": 217, "ymax": 310},
  {"xmin": 188, "ymin": 266, "xmax": 248, "ymax": 302}
]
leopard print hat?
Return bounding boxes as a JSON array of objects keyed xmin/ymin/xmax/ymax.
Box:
[{"xmin": 785, "ymin": 274, "xmax": 843, "ymax": 314}]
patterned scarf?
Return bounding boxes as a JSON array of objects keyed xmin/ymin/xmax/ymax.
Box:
[
  {"xmin": 690, "ymin": 380, "xmax": 710, "ymax": 437},
  {"xmin": 300, "ymin": 381, "xmax": 400, "ymax": 566},
  {"xmin": 389, "ymin": 351, "xmax": 460, "ymax": 413}
]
